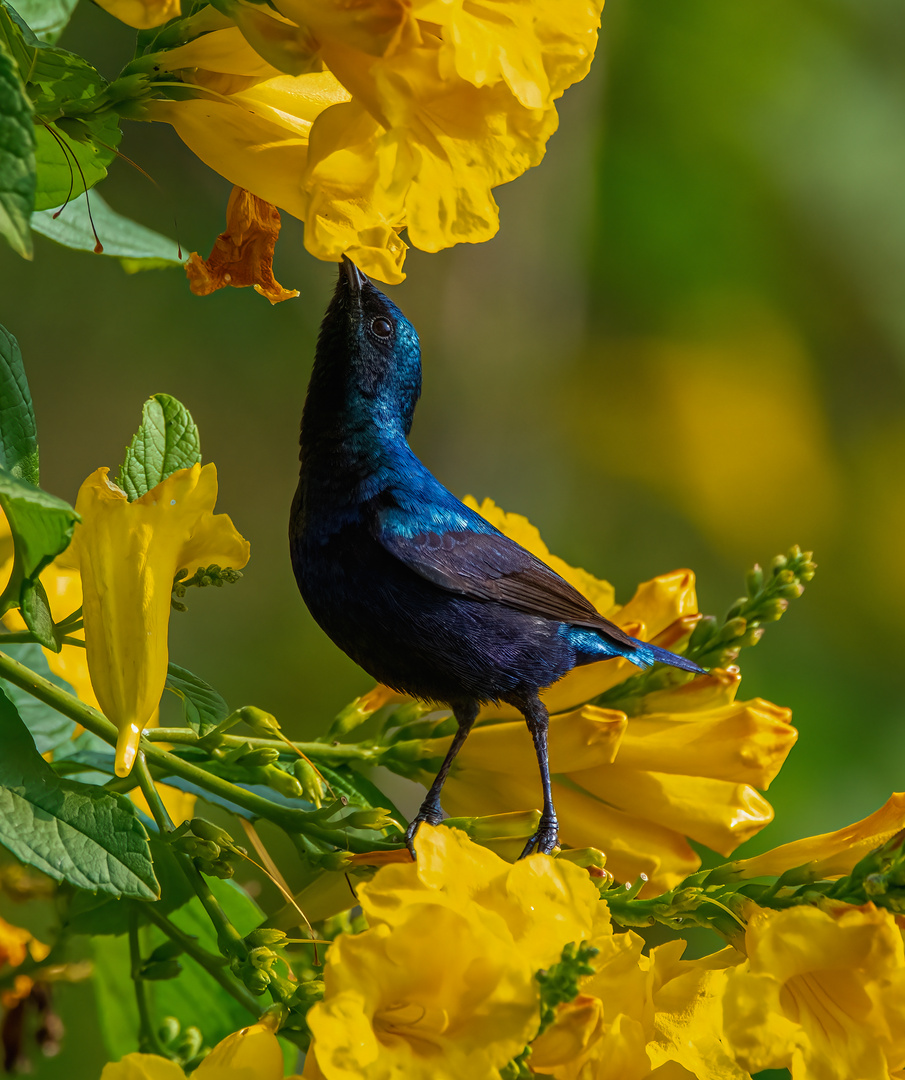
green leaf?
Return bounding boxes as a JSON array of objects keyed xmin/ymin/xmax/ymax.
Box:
[
  {"xmin": 32, "ymin": 189, "xmax": 183, "ymax": 270},
  {"xmin": 11, "ymin": 0, "xmax": 79, "ymax": 43},
  {"xmin": 0, "ymin": 3, "xmax": 121, "ymax": 209},
  {"xmin": 0, "ymin": 37, "xmax": 36, "ymax": 258},
  {"xmin": 64, "ymin": 839, "xmax": 193, "ymax": 937},
  {"xmin": 33, "ymin": 111, "xmax": 120, "ymax": 211},
  {"xmin": 0, "ymin": 687, "xmax": 159, "ymax": 898},
  {"xmin": 165, "ymin": 662, "xmax": 229, "ymax": 737},
  {"xmin": 93, "ymin": 878, "xmax": 263, "ymax": 1061},
  {"xmin": 0, "ymin": 322, "xmax": 39, "ymax": 484},
  {"xmin": 0, "ymin": 641, "xmax": 75, "ymax": 754},
  {"xmin": 319, "ymin": 763, "xmax": 407, "ymax": 828},
  {"xmin": 0, "ymin": 468, "xmax": 77, "ymax": 619},
  {"xmin": 119, "ymin": 394, "xmax": 201, "ymax": 501}
]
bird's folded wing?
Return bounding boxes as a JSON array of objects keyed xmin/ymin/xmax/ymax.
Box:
[{"xmin": 377, "ymin": 526, "xmax": 638, "ymax": 648}]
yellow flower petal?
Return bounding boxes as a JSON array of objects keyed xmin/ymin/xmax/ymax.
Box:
[
  {"xmin": 94, "ymin": 0, "xmax": 179, "ymax": 29},
  {"xmin": 72, "ymin": 464, "xmax": 249, "ymax": 776},
  {"xmin": 100, "ymin": 1054, "xmax": 188, "ymax": 1080},
  {"xmin": 722, "ymin": 904, "xmax": 905, "ymax": 1079},
  {"xmin": 195, "ymin": 1022, "xmax": 285, "ymax": 1080},
  {"xmin": 415, "ymin": 0, "xmax": 604, "ymax": 109},
  {"xmin": 726, "ymin": 792, "xmax": 905, "ymax": 882}
]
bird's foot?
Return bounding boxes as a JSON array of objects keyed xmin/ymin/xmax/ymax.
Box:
[
  {"xmin": 519, "ymin": 816, "xmax": 560, "ymax": 859},
  {"xmin": 404, "ymin": 804, "xmax": 445, "ymax": 860}
]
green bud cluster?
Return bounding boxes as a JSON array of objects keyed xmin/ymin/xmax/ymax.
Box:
[
  {"xmin": 596, "ymin": 544, "xmax": 816, "ymax": 715},
  {"xmin": 501, "ymin": 941, "xmax": 600, "ymax": 1080},
  {"xmin": 171, "ymin": 564, "xmax": 244, "ymax": 612},
  {"xmin": 229, "ymin": 928, "xmax": 290, "ymax": 996},
  {"xmin": 293, "ymin": 758, "xmax": 327, "ymax": 808},
  {"xmin": 171, "ymin": 818, "xmax": 247, "ymax": 880},
  {"xmin": 156, "ymin": 1017, "xmax": 204, "ymax": 1066}
]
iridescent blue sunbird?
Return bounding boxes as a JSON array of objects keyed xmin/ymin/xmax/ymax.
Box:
[{"xmin": 290, "ymin": 259, "xmax": 704, "ymax": 858}]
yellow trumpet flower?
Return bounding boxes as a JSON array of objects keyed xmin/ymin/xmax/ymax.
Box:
[{"xmin": 70, "ymin": 464, "xmax": 249, "ymax": 776}]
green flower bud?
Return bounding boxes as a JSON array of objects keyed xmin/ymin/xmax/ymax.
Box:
[
  {"xmin": 237, "ymin": 747, "xmax": 282, "ymax": 767},
  {"xmin": 173, "ymin": 1026, "xmax": 203, "ymax": 1061},
  {"xmin": 344, "ymin": 807, "xmax": 398, "ymax": 831},
  {"xmin": 745, "ymin": 564, "xmax": 764, "ymax": 596},
  {"xmin": 260, "ymin": 765, "xmax": 305, "ymax": 799},
  {"xmin": 238, "ymin": 707, "xmax": 282, "ymax": 737},
  {"xmin": 760, "ymin": 598, "xmax": 789, "ymax": 622},
  {"xmin": 157, "ymin": 1017, "xmax": 181, "ymax": 1046},
  {"xmin": 190, "ymin": 818, "xmax": 234, "ymax": 845},
  {"xmin": 245, "ymin": 969, "xmax": 271, "ymax": 994},
  {"xmin": 245, "ymin": 928, "xmax": 288, "ymax": 949},
  {"xmin": 293, "ymin": 758, "xmax": 327, "ymax": 808}
]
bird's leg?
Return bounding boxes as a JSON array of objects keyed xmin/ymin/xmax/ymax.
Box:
[
  {"xmin": 404, "ymin": 699, "xmax": 479, "ymax": 858},
  {"xmin": 517, "ymin": 694, "xmax": 559, "ymax": 858}
]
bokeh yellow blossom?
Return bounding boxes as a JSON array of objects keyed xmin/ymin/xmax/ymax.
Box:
[
  {"xmin": 94, "ymin": 0, "xmax": 179, "ymax": 30},
  {"xmin": 71, "ymin": 464, "xmax": 249, "ymax": 777},
  {"xmin": 304, "ymin": 824, "xmax": 605, "ymax": 1080},
  {"xmin": 0, "ymin": 914, "xmax": 49, "ymax": 1010},
  {"xmin": 100, "ymin": 1019, "xmax": 289, "ymax": 1080},
  {"xmin": 0, "ymin": 508, "xmax": 97, "ymax": 710},
  {"xmin": 141, "ymin": 0, "xmax": 605, "ymax": 281},
  {"xmin": 721, "ymin": 903, "xmax": 905, "ymax": 1079}
]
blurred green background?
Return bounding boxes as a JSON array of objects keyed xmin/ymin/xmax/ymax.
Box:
[{"xmin": 2, "ymin": 0, "xmax": 905, "ymax": 1072}]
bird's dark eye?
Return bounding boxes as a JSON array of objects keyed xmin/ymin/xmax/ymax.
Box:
[{"xmin": 371, "ymin": 316, "xmax": 393, "ymax": 339}]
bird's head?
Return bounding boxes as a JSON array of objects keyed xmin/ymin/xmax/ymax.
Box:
[{"xmin": 313, "ymin": 257, "xmax": 422, "ymax": 437}]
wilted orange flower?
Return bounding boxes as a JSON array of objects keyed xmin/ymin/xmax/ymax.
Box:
[{"xmin": 186, "ymin": 186, "xmax": 300, "ymax": 304}]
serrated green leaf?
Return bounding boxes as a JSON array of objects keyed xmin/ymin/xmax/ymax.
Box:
[
  {"xmin": 0, "ymin": 322, "xmax": 39, "ymax": 485},
  {"xmin": 0, "ymin": 38, "xmax": 36, "ymax": 258},
  {"xmin": 0, "ymin": 467, "xmax": 77, "ymax": 617},
  {"xmin": 165, "ymin": 662, "xmax": 229, "ymax": 736},
  {"xmin": 0, "ymin": 687, "xmax": 159, "ymax": 898},
  {"xmin": 32, "ymin": 189, "xmax": 183, "ymax": 270},
  {"xmin": 119, "ymin": 394, "xmax": 201, "ymax": 501},
  {"xmin": 11, "ymin": 0, "xmax": 79, "ymax": 43},
  {"xmin": 0, "ymin": 3, "xmax": 120, "ymax": 210}
]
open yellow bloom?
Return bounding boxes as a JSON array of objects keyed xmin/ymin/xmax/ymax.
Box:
[
  {"xmin": 304, "ymin": 825, "xmax": 604, "ymax": 1080},
  {"xmin": 531, "ymin": 930, "xmax": 746, "ymax": 1080},
  {"xmin": 101, "ymin": 1020, "xmax": 289, "ymax": 1080},
  {"xmin": 144, "ymin": 0, "xmax": 604, "ymax": 281},
  {"xmin": 721, "ymin": 903, "xmax": 905, "ymax": 1079},
  {"xmin": 71, "ymin": 464, "xmax": 249, "ymax": 777}
]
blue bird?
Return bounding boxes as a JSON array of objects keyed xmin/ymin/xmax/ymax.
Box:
[{"xmin": 290, "ymin": 258, "xmax": 704, "ymax": 858}]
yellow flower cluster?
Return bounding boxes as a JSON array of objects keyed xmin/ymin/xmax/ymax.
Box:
[
  {"xmin": 120, "ymin": 0, "xmax": 606, "ymax": 282},
  {"xmin": 300, "ymin": 821, "xmax": 905, "ymax": 1080}
]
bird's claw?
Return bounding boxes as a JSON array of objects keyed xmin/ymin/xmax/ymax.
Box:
[
  {"xmin": 519, "ymin": 817, "xmax": 560, "ymax": 859},
  {"xmin": 404, "ymin": 806, "xmax": 445, "ymax": 859}
]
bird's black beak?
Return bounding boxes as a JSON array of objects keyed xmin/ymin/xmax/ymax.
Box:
[{"xmin": 340, "ymin": 254, "xmax": 367, "ymax": 296}]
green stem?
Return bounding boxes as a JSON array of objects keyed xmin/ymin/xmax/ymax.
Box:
[
  {"xmin": 0, "ymin": 649, "xmax": 361, "ymax": 843},
  {"xmin": 135, "ymin": 754, "xmax": 175, "ymax": 832},
  {"xmin": 142, "ymin": 906, "xmax": 260, "ymax": 1017},
  {"xmin": 146, "ymin": 727, "xmax": 382, "ymax": 763},
  {"xmin": 0, "ymin": 632, "xmax": 44, "ymax": 644},
  {"xmin": 129, "ymin": 909, "xmax": 168, "ymax": 1056}
]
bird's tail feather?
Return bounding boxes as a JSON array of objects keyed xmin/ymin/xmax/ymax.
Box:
[{"xmin": 628, "ymin": 639, "xmax": 706, "ymax": 674}]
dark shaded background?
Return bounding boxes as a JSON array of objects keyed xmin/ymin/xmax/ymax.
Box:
[{"xmin": 2, "ymin": 0, "xmax": 904, "ymax": 1073}]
